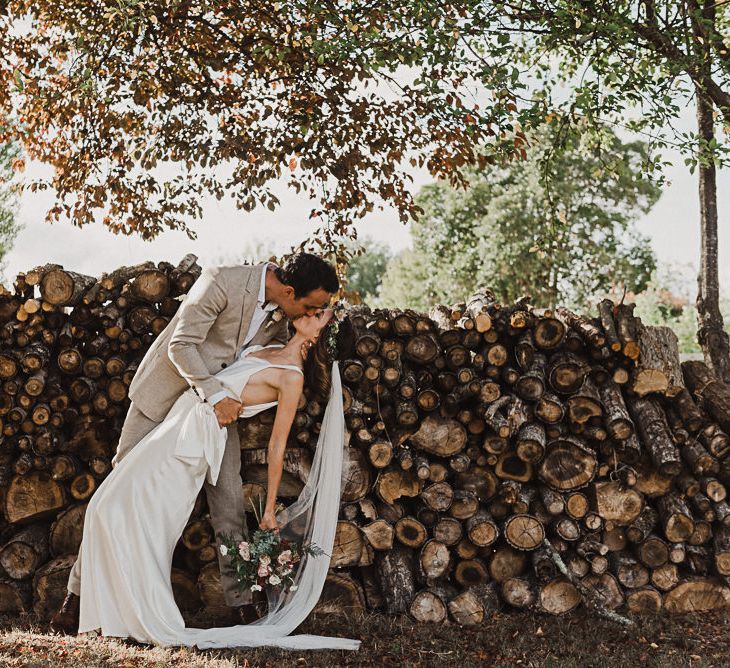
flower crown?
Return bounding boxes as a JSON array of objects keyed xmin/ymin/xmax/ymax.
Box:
[{"xmin": 324, "ymin": 299, "xmax": 349, "ymax": 362}]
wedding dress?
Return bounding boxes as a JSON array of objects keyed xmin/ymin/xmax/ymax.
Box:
[{"xmin": 77, "ymin": 344, "xmax": 361, "ymax": 651}]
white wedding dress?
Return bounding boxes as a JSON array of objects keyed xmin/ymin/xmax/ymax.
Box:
[{"xmin": 76, "ymin": 344, "xmax": 361, "ymax": 651}]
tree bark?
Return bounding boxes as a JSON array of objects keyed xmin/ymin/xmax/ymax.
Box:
[{"xmin": 693, "ymin": 0, "xmax": 730, "ymax": 382}]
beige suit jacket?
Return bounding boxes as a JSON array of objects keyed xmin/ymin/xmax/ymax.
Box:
[{"xmin": 128, "ymin": 263, "xmax": 289, "ymax": 422}]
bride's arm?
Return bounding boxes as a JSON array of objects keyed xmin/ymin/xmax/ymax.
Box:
[{"xmin": 260, "ymin": 372, "xmax": 305, "ymax": 530}]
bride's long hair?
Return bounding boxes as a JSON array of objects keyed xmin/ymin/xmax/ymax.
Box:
[{"xmin": 303, "ymin": 316, "xmax": 354, "ymax": 400}]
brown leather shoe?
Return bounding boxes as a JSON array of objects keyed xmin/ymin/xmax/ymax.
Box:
[
  {"xmin": 237, "ymin": 603, "xmax": 262, "ymax": 624},
  {"xmin": 237, "ymin": 588, "xmax": 268, "ymax": 624},
  {"xmin": 50, "ymin": 592, "xmax": 80, "ymax": 635}
]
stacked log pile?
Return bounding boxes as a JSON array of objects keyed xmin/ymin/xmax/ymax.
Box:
[
  {"xmin": 314, "ymin": 292, "xmax": 730, "ymax": 621},
  {"xmin": 2, "ymin": 261, "xmax": 730, "ymax": 624},
  {"xmin": 0, "ymin": 256, "xmax": 202, "ymax": 617}
]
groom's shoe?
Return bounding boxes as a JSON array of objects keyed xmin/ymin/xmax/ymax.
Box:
[
  {"xmin": 237, "ymin": 603, "xmax": 263, "ymax": 624},
  {"xmin": 50, "ymin": 592, "xmax": 80, "ymax": 635},
  {"xmin": 237, "ymin": 589, "xmax": 267, "ymax": 624}
]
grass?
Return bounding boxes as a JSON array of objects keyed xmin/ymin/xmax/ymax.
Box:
[{"xmin": 0, "ymin": 606, "xmax": 729, "ymax": 667}]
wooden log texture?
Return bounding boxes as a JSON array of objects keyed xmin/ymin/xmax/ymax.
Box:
[
  {"xmin": 683, "ymin": 361, "xmax": 730, "ymax": 435},
  {"xmin": 447, "ymin": 582, "xmax": 500, "ymax": 625},
  {"xmin": 376, "ymin": 547, "xmax": 416, "ymax": 614},
  {"xmin": 409, "ymin": 583, "xmax": 457, "ymax": 623},
  {"xmin": 2, "ymin": 268, "xmax": 730, "ymax": 620},
  {"xmin": 538, "ymin": 436, "xmax": 597, "ymax": 492},
  {"xmin": 627, "ymin": 397, "xmax": 682, "ymax": 477},
  {"xmin": 630, "ymin": 324, "xmax": 683, "ymax": 397}
]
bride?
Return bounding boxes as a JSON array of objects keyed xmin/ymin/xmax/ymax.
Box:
[{"xmin": 75, "ymin": 306, "xmax": 361, "ymax": 651}]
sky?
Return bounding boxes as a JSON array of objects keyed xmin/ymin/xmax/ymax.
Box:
[{"xmin": 2, "ymin": 105, "xmax": 728, "ymax": 297}]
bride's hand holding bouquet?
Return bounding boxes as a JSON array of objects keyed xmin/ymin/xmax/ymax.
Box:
[
  {"xmin": 218, "ymin": 497, "xmax": 326, "ymax": 595},
  {"xmin": 258, "ymin": 508, "xmax": 281, "ymax": 533}
]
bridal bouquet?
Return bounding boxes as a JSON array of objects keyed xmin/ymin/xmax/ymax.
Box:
[{"xmin": 218, "ymin": 498, "xmax": 326, "ymax": 594}]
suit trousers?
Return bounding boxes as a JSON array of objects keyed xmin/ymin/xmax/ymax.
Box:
[{"xmin": 68, "ymin": 400, "xmax": 251, "ymax": 607}]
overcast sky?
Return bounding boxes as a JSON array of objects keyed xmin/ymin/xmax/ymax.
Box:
[{"xmin": 3, "ymin": 105, "xmax": 728, "ymax": 297}]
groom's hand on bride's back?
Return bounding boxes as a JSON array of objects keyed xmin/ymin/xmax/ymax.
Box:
[{"xmin": 212, "ymin": 397, "xmax": 242, "ymax": 428}]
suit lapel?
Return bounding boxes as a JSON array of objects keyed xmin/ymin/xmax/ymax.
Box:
[
  {"xmin": 235, "ymin": 264, "xmax": 263, "ymax": 351},
  {"xmin": 248, "ymin": 311, "xmax": 289, "ymax": 346},
  {"xmin": 248, "ymin": 310, "xmax": 277, "ymax": 347}
]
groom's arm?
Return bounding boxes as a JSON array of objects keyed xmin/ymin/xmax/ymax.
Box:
[{"xmin": 167, "ymin": 265, "xmax": 228, "ymax": 402}]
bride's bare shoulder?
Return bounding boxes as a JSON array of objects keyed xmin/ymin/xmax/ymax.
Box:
[{"xmin": 273, "ymin": 366, "xmax": 305, "ymax": 388}]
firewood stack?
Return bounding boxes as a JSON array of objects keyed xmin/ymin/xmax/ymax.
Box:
[
  {"xmin": 2, "ymin": 263, "xmax": 730, "ymax": 624},
  {"xmin": 310, "ymin": 291, "xmax": 730, "ymax": 621},
  {"xmin": 0, "ymin": 256, "xmax": 202, "ymax": 617}
]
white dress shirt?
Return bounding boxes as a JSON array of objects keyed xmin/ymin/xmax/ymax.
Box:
[{"xmin": 208, "ymin": 262, "xmax": 278, "ymax": 406}]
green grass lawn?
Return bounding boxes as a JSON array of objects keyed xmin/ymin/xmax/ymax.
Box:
[{"xmin": 1, "ymin": 607, "xmax": 729, "ymax": 667}]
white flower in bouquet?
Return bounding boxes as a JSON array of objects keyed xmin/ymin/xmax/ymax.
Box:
[
  {"xmin": 238, "ymin": 541, "xmax": 251, "ymax": 560},
  {"xmin": 290, "ymin": 584, "xmax": 298, "ymax": 591},
  {"xmin": 251, "ymin": 584, "xmax": 262, "ymax": 592},
  {"xmin": 219, "ymin": 545, "xmax": 228, "ymax": 556},
  {"xmin": 268, "ymin": 574, "xmax": 282, "ymax": 586},
  {"xmin": 277, "ymin": 549, "xmax": 292, "ymax": 564},
  {"xmin": 259, "ymin": 554, "xmax": 271, "ymax": 566}
]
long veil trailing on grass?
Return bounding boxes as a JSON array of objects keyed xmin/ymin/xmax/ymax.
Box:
[{"xmin": 187, "ymin": 361, "xmax": 361, "ymax": 650}]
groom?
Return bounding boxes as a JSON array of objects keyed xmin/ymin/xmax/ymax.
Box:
[{"xmin": 51, "ymin": 252, "xmax": 339, "ymax": 633}]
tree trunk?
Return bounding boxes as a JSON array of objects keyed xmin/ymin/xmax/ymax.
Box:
[{"xmin": 693, "ymin": 0, "xmax": 730, "ymax": 382}]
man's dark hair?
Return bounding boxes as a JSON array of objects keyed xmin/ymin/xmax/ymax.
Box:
[{"xmin": 275, "ymin": 252, "xmax": 339, "ymax": 299}]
